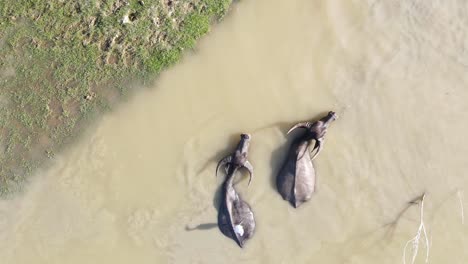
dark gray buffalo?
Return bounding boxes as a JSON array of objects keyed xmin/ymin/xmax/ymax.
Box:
[
  {"xmin": 277, "ymin": 111, "xmax": 338, "ymax": 208},
  {"xmin": 216, "ymin": 134, "xmax": 255, "ymax": 248}
]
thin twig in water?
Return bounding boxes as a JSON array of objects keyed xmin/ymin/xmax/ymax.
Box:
[
  {"xmin": 457, "ymin": 190, "xmax": 464, "ymax": 225},
  {"xmin": 402, "ymin": 193, "xmax": 430, "ymax": 264},
  {"xmin": 384, "ymin": 193, "xmax": 425, "ymax": 240}
]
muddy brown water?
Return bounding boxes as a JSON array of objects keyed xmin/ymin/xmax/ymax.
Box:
[{"xmin": 1, "ymin": 0, "xmax": 468, "ymax": 263}]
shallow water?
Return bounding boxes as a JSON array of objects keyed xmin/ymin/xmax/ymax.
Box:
[{"xmin": 1, "ymin": 0, "xmax": 468, "ymax": 263}]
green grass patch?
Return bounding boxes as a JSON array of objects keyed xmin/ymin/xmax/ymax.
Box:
[{"xmin": 0, "ymin": 0, "xmax": 233, "ymax": 197}]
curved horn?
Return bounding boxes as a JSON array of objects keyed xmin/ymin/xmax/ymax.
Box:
[
  {"xmin": 287, "ymin": 122, "xmax": 312, "ymax": 135},
  {"xmin": 243, "ymin": 161, "xmax": 254, "ymax": 187},
  {"xmin": 216, "ymin": 155, "xmax": 232, "ymax": 178},
  {"xmin": 310, "ymin": 139, "xmax": 322, "ymax": 160}
]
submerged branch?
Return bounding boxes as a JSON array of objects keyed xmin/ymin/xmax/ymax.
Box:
[
  {"xmin": 402, "ymin": 193, "xmax": 430, "ymax": 264},
  {"xmin": 384, "ymin": 193, "xmax": 425, "ymax": 239}
]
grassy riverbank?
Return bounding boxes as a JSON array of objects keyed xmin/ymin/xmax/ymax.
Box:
[{"xmin": 0, "ymin": 0, "xmax": 232, "ymax": 196}]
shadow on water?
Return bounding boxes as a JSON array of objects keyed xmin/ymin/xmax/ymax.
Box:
[
  {"xmin": 185, "ymin": 223, "xmax": 218, "ymax": 231},
  {"xmin": 269, "ymin": 126, "xmax": 301, "ymax": 190}
]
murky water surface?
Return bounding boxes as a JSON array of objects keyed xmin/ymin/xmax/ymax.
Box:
[{"xmin": 1, "ymin": 0, "xmax": 468, "ymax": 263}]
